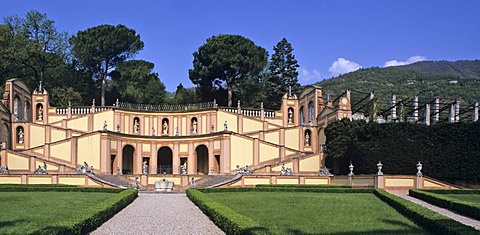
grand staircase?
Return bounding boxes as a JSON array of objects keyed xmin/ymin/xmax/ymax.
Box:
[
  {"xmin": 92, "ymin": 174, "xmax": 133, "ymax": 188},
  {"xmin": 195, "ymin": 174, "xmax": 242, "ymax": 189}
]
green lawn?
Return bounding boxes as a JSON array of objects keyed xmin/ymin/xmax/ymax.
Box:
[
  {"xmin": 0, "ymin": 191, "xmax": 115, "ymax": 234},
  {"xmin": 443, "ymin": 194, "xmax": 480, "ymax": 204},
  {"xmin": 207, "ymin": 192, "xmax": 428, "ymax": 234}
]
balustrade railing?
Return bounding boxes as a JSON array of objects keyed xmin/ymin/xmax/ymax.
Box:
[{"xmin": 118, "ymin": 101, "xmax": 216, "ymax": 112}]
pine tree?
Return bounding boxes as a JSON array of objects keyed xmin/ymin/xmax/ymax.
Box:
[{"xmin": 265, "ymin": 38, "xmax": 301, "ymax": 110}]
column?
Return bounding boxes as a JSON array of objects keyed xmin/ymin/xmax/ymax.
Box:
[
  {"xmin": 173, "ymin": 142, "xmax": 180, "ymax": 174},
  {"xmin": 116, "ymin": 140, "xmax": 123, "ymax": 172},
  {"xmin": 71, "ymin": 137, "xmax": 78, "ymax": 166},
  {"xmin": 208, "ymin": 140, "xmax": 215, "ymax": 175},
  {"xmin": 135, "ymin": 142, "xmax": 142, "ymax": 174},
  {"xmin": 150, "ymin": 142, "xmax": 157, "ymax": 174},
  {"xmin": 187, "ymin": 141, "xmax": 195, "ymax": 174},
  {"xmin": 253, "ymin": 138, "xmax": 259, "ymax": 166}
]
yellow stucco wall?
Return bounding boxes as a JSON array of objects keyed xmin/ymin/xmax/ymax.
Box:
[
  {"xmin": 51, "ymin": 128, "xmax": 66, "ymax": 143},
  {"xmin": 30, "ymin": 125, "xmax": 45, "ymax": 148},
  {"xmin": 272, "ymin": 162, "xmax": 293, "ymax": 171},
  {"xmin": 264, "ymin": 131, "xmax": 279, "ymax": 144},
  {"xmin": 7, "ymin": 153, "xmax": 29, "ymax": 170},
  {"xmin": 276, "ymin": 178, "xmax": 299, "ymax": 184},
  {"xmin": 285, "ymin": 129, "xmax": 299, "ymax": 150},
  {"xmin": 244, "ymin": 177, "xmax": 270, "ymax": 185},
  {"xmin": 286, "ymin": 149, "xmax": 297, "ymax": 156},
  {"xmin": 77, "ymin": 134, "xmax": 100, "ymax": 168},
  {"xmin": 124, "ymin": 116, "xmax": 130, "ymax": 133},
  {"xmin": 217, "ymin": 112, "xmax": 237, "ymax": 132},
  {"xmin": 93, "ymin": 110, "xmax": 114, "ymax": 132},
  {"xmin": 50, "ymin": 141, "xmax": 72, "ymax": 162},
  {"xmin": 201, "ymin": 115, "xmax": 207, "ymax": 134},
  {"xmin": 305, "ymin": 178, "xmax": 329, "ymax": 185},
  {"xmin": 299, "ymin": 155, "xmax": 320, "ymax": 172},
  {"xmin": 332, "ymin": 177, "xmax": 348, "ymax": 185},
  {"xmin": 180, "ymin": 144, "xmax": 188, "ymax": 152},
  {"xmin": 385, "ymin": 178, "xmax": 414, "ymax": 187},
  {"xmin": 243, "ymin": 118, "xmax": 263, "ymax": 133},
  {"xmin": 0, "ymin": 176, "xmax": 21, "ymax": 184},
  {"xmin": 214, "ymin": 141, "xmax": 220, "ymax": 150},
  {"xmin": 352, "ymin": 178, "xmax": 375, "ymax": 187},
  {"xmin": 59, "ymin": 177, "xmax": 86, "ymax": 185},
  {"xmin": 28, "ymin": 177, "xmax": 52, "ymax": 184},
  {"xmin": 48, "ymin": 115, "xmax": 64, "ymax": 124},
  {"xmin": 87, "ymin": 178, "xmax": 101, "ymax": 186},
  {"xmin": 424, "ymin": 179, "xmax": 443, "ymax": 188},
  {"xmin": 111, "ymin": 140, "xmax": 117, "ymax": 150},
  {"xmin": 33, "ymin": 148, "xmax": 44, "ymax": 154},
  {"xmin": 230, "ymin": 135, "xmax": 253, "ymax": 170},
  {"xmin": 181, "ymin": 117, "xmax": 187, "ymax": 136},
  {"xmin": 142, "ymin": 144, "xmax": 150, "ymax": 152},
  {"xmin": 259, "ymin": 142, "xmax": 278, "ymax": 163},
  {"xmin": 68, "ymin": 116, "xmax": 89, "ymax": 132},
  {"xmin": 268, "ymin": 119, "xmax": 283, "ymax": 126}
]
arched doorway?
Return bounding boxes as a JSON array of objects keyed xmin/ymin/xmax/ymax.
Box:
[
  {"xmin": 158, "ymin": 147, "xmax": 173, "ymax": 174},
  {"xmin": 196, "ymin": 145, "xmax": 209, "ymax": 174},
  {"xmin": 122, "ymin": 145, "xmax": 134, "ymax": 174},
  {"xmin": 1, "ymin": 124, "xmax": 10, "ymax": 149}
]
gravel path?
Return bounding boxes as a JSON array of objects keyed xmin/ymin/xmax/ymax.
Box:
[
  {"xmin": 91, "ymin": 193, "xmax": 225, "ymax": 235},
  {"xmin": 398, "ymin": 195, "xmax": 480, "ymax": 230}
]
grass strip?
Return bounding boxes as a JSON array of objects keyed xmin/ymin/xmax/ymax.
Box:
[
  {"xmin": 186, "ymin": 189, "xmax": 267, "ymax": 235},
  {"xmin": 419, "ymin": 189, "xmax": 480, "ymax": 195},
  {"xmin": 374, "ymin": 189, "xmax": 478, "ymax": 235},
  {"xmin": 410, "ymin": 189, "xmax": 480, "ymax": 220},
  {"xmin": 198, "ymin": 187, "xmax": 372, "ymax": 193},
  {"xmin": 255, "ymin": 184, "xmax": 352, "ymax": 188}
]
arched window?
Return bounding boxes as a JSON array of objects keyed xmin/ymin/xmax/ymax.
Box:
[
  {"xmin": 24, "ymin": 101, "xmax": 31, "ymax": 122},
  {"xmin": 308, "ymin": 101, "xmax": 314, "ymax": 123},
  {"xmin": 300, "ymin": 106, "xmax": 305, "ymax": 125},
  {"xmin": 13, "ymin": 96, "xmax": 21, "ymax": 121}
]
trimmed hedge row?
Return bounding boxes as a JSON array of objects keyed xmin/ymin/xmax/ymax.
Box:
[
  {"xmin": 419, "ymin": 189, "xmax": 480, "ymax": 195},
  {"xmin": 410, "ymin": 189, "xmax": 480, "ymax": 220},
  {"xmin": 31, "ymin": 188, "xmax": 138, "ymax": 235},
  {"xmin": 0, "ymin": 186, "xmax": 125, "ymax": 193},
  {"xmin": 186, "ymin": 189, "xmax": 266, "ymax": 235},
  {"xmin": 255, "ymin": 184, "xmax": 352, "ymax": 188},
  {"xmin": 374, "ymin": 189, "xmax": 478, "ymax": 234},
  {"xmin": 198, "ymin": 187, "xmax": 372, "ymax": 193}
]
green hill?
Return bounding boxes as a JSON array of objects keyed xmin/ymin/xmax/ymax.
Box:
[
  {"xmin": 315, "ymin": 65, "xmax": 480, "ymax": 112},
  {"xmin": 396, "ymin": 60, "xmax": 480, "ymax": 80}
]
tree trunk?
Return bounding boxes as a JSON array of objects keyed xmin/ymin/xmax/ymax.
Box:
[
  {"xmin": 227, "ymin": 86, "xmax": 232, "ymax": 107},
  {"xmin": 101, "ymin": 76, "xmax": 106, "ymax": 106}
]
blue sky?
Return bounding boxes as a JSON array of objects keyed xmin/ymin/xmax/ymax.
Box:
[{"xmin": 1, "ymin": 0, "xmax": 479, "ymax": 91}]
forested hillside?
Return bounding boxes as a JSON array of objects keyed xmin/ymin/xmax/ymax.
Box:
[
  {"xmin": 316, "ymin": 66, "xmax": 480, "ymax": 110},
  {"xmin": 396, "ymin": 60, "xmax": 480, "ymax": 80}
]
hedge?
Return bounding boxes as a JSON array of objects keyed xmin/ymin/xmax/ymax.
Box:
[
  {"xmin": 374, "ymin": 189, "xmax": 477, "ymax": 234},
  {"xmin": 418, "ymin": 189, "xmax": 480, "ymax": 195},
  {"xmin": 31, "ymin": 188, "xmax": 138, "ymax": 235},
  {"xmin": 0, "ymin": 186, "xmax": 124, "ymax": 193},
  {"xmin": 410, "ymin": 189, "xmax": 480, "ymax": 220},
  {"xmin": 198, "ymin": 187, "xmax": 372, "ymax": 194},
  {"xmin": 255, "ymin": 184, "xmax": 352, "ymax": 188},
  {"xmin": 186, "ymin": 189, "xmax": 267, "ymax": 235},
  {"xmin": 324, "ymin": 120, "xmax": 480, "ymax": 182}
]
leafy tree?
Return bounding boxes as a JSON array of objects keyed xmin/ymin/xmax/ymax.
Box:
[
  {"xmin": 189, "ymin": 34, "xmax": 268, "ymax": 107},
  {"xmin": 109, "ymin": 60, "xmax": 166, "ymax": 104},
  {"xmin": 70, "ymin": 24, "xmax": 144, "ymax": 106},
  {"xmin": 1, "ymin": 10, "xmax": 69, "ymax": 90},
  {"xmin": 264, "ymin": 38, "xmax": 301, "ymax": 110},
  {"xmin": 173, "ymin": 83, "xmax": 197, "ymax": 104}
]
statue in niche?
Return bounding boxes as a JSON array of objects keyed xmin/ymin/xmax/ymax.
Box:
[
  {"xmin": 224, "ymin": 121, "xmax": 228, "ymax": 131},
  {"xmin": 103, "ymin": 121, "xmax": 107, "ymax": 131},
  {"xmin": 288, "ymin": 109, "xmax": 293, "ymax": 123},
  {"xmin": 304, "ymin": 132, "xmax": 310, "ymax": 147},
  {"xmin": 192, "ymin": 120, "xmax": 198, "ymax": 134},
  {"xmin": 18, "ymin": 129, "xmax": 24, "ymax": 144},
  {"xmin": 151, "ymin": 127, "xmax": 156, "ymax": 136},
  {"xmin": 38, "ymin": 106, "xmax": 43, "ymax": 120},
  {"xmin": 133, "ymin": 119, "xmax": 140, "ymax": 134},
  {"xmin": 142, "ymin": 161, "xmax": 148, "ymax": 174},
  {"xmin": 163, "ymin": 120, "xmax": 169, "ymax": 135}
]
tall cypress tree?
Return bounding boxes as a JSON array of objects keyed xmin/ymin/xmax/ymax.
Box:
[{"xmin": 265, "ymin": 38, "xmax": 301, "ymax": 110}]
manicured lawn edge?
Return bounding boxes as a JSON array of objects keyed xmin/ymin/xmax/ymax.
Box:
[
  {"xmin": 255, "ymin": 184, "xmax": 352, "ymax": 188},
  {"xmin": 186, "ymin": 189, "xmax": 267, "ymax": 235},
  {"xmin": 374, "ymin": 189, "xmax": 478, "ymax": 235},
  {"xmin": 417, "ymin": 189, "xmax": 480, "ymax": 195},
  {"xmin": 198, "ymin": 187, "xmax": 372, "ymax": 193},
  {"xmin": 29, "ymin": 188, "xmax": 138, "ymax": 235},
  {"xmin": 410, "ymin": 189, "xmax": 480, "ymax": 220}
]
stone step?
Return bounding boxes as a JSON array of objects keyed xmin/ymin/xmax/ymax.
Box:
[
  {"xmin": 195, "ymin": 175, "xmax": 240, "ymax": 188},
  {"xmin": 93, "ymin": 174, "xmax": 133, "ymax": 188}
]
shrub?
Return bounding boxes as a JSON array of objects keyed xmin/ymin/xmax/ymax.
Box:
[
  {"xmin": 198, "ymin": 187, "xmax": 372, "ymax": 193},
  {"xmin": 410, "ymin": 189, "xmax": 480, "ymax": 220},
  {"xmin": 374, "ymin": 189, "xmax": 477, "ymax": 234},
  {"xmin": 186, "ymin": 189, "xmax": 266, "ymax": 235}
]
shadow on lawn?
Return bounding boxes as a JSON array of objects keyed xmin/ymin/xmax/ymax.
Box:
[
  {"xmin": 0, "ymin": 219, "xmax": 27, "ymax": 229},
  {"xmin": 286, "ymin": 218, "xmax": 427, "ymax": 235}
]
